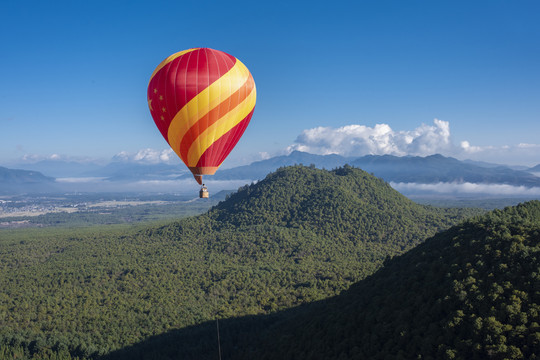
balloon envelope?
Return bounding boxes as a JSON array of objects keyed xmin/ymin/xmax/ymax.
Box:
[{"xmin": 148, "ymin": 48, "xmax": 256, "ymax": 184}]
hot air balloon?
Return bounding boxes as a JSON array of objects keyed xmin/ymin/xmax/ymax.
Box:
[{"xmin": 147, "ymin": 48, "xmax": 256, "ymax": 197}]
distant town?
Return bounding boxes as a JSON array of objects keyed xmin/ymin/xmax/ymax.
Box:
[{"xmin": 0, "ymin": 193, "xmax": 217, "ymax": 228}]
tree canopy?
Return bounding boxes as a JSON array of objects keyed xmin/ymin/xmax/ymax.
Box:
[{"xmin": 0, "ymin": 165, "xmax": 483, "ymax": 359}]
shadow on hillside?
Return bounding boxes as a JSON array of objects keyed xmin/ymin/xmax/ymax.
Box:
[{"xmin": 99, "ymin": 301, "xmax": 320, "ymax": 360}]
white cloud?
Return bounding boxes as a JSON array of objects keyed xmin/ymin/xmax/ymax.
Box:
[
  {"xmin": 51, "ymin": 176, "xmax": 249, "ymax": 194},
  {"xmin": 287, "ymin": 119, "xmax": 453, "ymax": 157},
  {"xmin": 19, "ymin": 153, "xmax": 95, "ymax": 163},
  {"xmin": 21, "ymin": 154, "xmax": 42, "ymax": 162},
  {"xmin": 457, "ymin": 143, "xmax": 540, "ymax": 167},
  {"xmin": 112, "ymin": 148, "xmax": 178, "ymax": 164},
  {"xmin": 56, "ymin": 177, "xmax": 107, "ymax": 183},
  {"xmin": 112, "ymin": 151, "xmax": 131, "ymax": 162},
  {"xmin": 517, "ymin": 143, "xmax": 540, "ymax": 149},
  {"xmin": 391, "ymin": 181, "xmax": 540, "ymax": 196},
  {"xmin": 287, "ymin": 119, "xmax": 540, "ymax": 166},
  {"xmin": 459, "ymin": 141, "xmax": 485, "ymax": 154},
  {"xmin": 133, "ymin": 178, "xmax": 248, "ymax": 191},
  {"xmin": 259, "ymin": 152, "xmax": 271, "ymax": 160}
]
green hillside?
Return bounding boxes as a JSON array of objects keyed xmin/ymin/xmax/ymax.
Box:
[
  {"xmin": 0, "ymin": 166, "xmax": 481, "ymax": 359},
  {"xmin": 208, "ymin": 165, "xmax": 474, "ymax": 245},
  {"xmin": 234, "ymin": 200, "xmax": 540, "ymax": 359},
  {"xmin": 103, "ymin": 200, "xmax": 540, "ymax": 360}
]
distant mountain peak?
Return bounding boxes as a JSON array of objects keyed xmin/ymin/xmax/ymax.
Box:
[
  {"xmin": 0, "ymin": 166, "xmax": 56, "ymax": 194},
  {"xmin": 213, "ymin": 152, "xmax": 540, "ymax": 189}
]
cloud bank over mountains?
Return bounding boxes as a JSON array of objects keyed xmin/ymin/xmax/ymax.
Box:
[
  {"xmin": 287, "ymin": 119, "xmax": 452, "ymax": 157},
  {"xmin": 391, "ymin": 182, "xmax": 540, "ymax": 197},
  {"xmin": 11, "ymin": 120, "xmax": 539, "ymax": 168},
  {"xmin": 14, "ymin": 149, "xmax": 183, "ymax": 167},
  {"xmin": 112, "ymin": 149, "xmax": 179, "ymax": 164},
  {"xmin": 286, "ymin": 119, "xmax": 540, "ymax": 166}
]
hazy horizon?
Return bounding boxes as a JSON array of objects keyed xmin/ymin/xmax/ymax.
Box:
[{"xmin": 2, "ymin": 146, "xmax": 539, "ymax": 170}]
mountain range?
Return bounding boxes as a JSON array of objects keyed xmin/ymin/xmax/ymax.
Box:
[
  {"xmin": 213, "ymin": 151, "xmax": 540, "ymax": 186},
  {"xmin": 530, "ymin": 163, "xmax": 540, "ymax": 173},
  {"xmin": 2, "ymin": 152, "xmax": 540, "ymax": 194},
  {"xmin": 0, "ymin": 166, "xmax": 56, "ymax": 193}
]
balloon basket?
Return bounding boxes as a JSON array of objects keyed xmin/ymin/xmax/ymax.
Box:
[{"xmin": 199, "ymin": 185, "xmax": 209, "ymax": 199}]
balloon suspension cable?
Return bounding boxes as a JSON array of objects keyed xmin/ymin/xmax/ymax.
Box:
[
  {"xmin": 216, "ymin": 318, "xmax": 222, "ymax": 360},
  {"xmin": 213, "ymin": 289, "xmax": 222, "ymax": 360}
]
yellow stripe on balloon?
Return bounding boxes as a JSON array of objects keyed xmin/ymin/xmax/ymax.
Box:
[
  {"xmin": 166, "ymin": 59, "xmax": 251, "ymax": 162},
  {"xmin": 149, "ymin": 48, "xmax": 199, "ymax": 82},
  {"xmin": 186, "ymin": 85, "xmax": 256, "ymax": 166}
]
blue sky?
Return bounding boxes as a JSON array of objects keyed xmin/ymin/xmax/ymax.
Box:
[{"xmin": 1, "ymin": 0, "xmax": 539, "ymax": 167}]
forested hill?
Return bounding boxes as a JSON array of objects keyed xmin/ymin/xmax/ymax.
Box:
[
  {"xmin": 204, "ymin": 165, "xmax": 476, "ymax": 248},
  {"xmin": 0, "ymin": 166, "xmax": 482, "ymax": 359},
  {"xmin": 105, "ymin": 201, "xmax": 540, "ymax": 360},
  {"xmin": 229, "ymin": 200, "xmax": 540, "ymax": 359}
]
